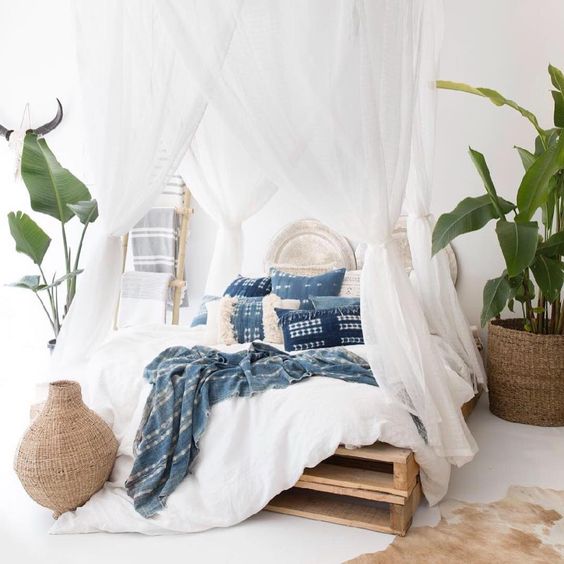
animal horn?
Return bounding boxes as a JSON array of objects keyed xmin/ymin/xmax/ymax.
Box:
[
  {"xmin": 0, "ymin": 123, "xmax": 13, "ymax": 141},
  {"xmin": 31, "ymin": 98, "xmax": 63, "ymax": 137}
]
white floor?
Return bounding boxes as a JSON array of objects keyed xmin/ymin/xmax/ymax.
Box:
[{"xmin": 1, "ymin": 343, "xmax": 564, "ymax": 564}]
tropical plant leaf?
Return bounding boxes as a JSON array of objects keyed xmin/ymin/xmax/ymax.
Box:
[
  {"xmin": 432, "ymin": 195, "xmax": 515, "ymax": 255},
  {"xmin": 481, "ymin": 274, "xmax": 513, "ymax": 327},
  {"xmin": 495, "ymin": 220, "xmax": 539, "ymax": 277},
  {"xmin": 7, "ymin": 211, "xmax": 51, "ymax": 265},
  {"xmin": 38, "ymin": 270, "xmax": 83, "ymax": 290},
  {"xmin": 468, "ymin": 148, "xmax": 506, "ymax": 216},
  {"xmin": 7, "ymin": 275, "xmax": 42, "ymax": 291},
  {"xmin": 534, "ymin": 129, "xmax": 558, "ymax": 156},
  {"xmin": 542, "ymin": 177, "xmax": 558, "ymax": 231},
  {"xmin": 538, "ymin": 231, "xmax": 564, "ymax": 257},
  {"xmin": 516, "ymin": 132, "xmax": 564, "ymax": 221},
  {"xmin": 549, "ymin": 63, "xmax": 564, "ymax": 93},
  {"xmin": 530, "ymin": 256, "xmax": 564, "ymax": 302},
  {"xmin": 551, "ymin": 90, "xmax": 564, "ymax": 128},
  {"xmin": 20, "ymin": 133, "xmax": 91, "ymax": 223},
  {"xmin": 514, "ymin": 146, "xmax": 536, "ymax": 171},
  {"xmin": 436, "ymin": 80, "xmax": 544, "ymax": 135},
  {"xmin": 514, "ymin": 277, "xmax": 535, "ymax": 303},
  {"xmin": 67, "ymin": 199, "xmax": 98, "ymax": 225}
]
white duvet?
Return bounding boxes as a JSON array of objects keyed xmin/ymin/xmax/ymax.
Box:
[{"xmin": 49, "ymin": 324, "xmax": 462, "ymax": 535}]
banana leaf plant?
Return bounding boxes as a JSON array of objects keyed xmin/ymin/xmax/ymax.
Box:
[
  {"xmin": 433, "ymin": 64, "xmax": 564, "ymax": 335},
  {"xmin": 7, "ymin": 132, "xmax": 98, "ymax": 339}
]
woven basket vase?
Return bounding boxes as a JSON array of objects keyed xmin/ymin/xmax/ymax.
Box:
[
  {"xmin": 487, "ymin": 319, "xmax": 564, "ymax": 426},
  {"xmin": 14, "ymin": 380, "xmax": 118, "ymax": 518}
]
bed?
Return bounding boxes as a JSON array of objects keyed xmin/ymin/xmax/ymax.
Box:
[{"xmin": 48, "ymin": 218, "xmax": 475, "ymax": 535}]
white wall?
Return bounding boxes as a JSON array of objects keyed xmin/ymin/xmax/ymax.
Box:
[{"xmin": 1, "ymin": 0, "xmax": 564, "ymax": 356}]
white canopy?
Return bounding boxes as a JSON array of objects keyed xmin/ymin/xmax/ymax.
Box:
[{"xmin": 54, "ymin": 0, "xmax": 485, "ymax": 465}]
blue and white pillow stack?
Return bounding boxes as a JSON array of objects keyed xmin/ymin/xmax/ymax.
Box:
[{"xmin": 191, "ymin": 267, "xmax": 363, "ymax": 350}]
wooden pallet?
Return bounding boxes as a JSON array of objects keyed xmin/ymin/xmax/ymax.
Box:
[{"xmin": 265, "ymin": 387, "xmax": 482, "ymax": 535}]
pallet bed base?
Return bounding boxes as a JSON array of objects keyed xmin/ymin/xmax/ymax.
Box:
[{"xmin": 265, "ymin": 388, "xmax": 482, "ymax": 536}]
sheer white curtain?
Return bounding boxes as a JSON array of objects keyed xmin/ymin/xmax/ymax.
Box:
[
  {"xmin": 178, "ymin": 107, "xmax": 277, "ymax": 296},
  {"xmin": 159, "ymin": 0, "xmax": 477, "ymax": 462},
  {"xmin": 52, "ymin": 0, "xmax": 212, "ymax": 371},
  {"xmin": 405, "ymin": 0, "xmax": 486, "ymax": 389}
]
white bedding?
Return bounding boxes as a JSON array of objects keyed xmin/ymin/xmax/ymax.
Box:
[{"xmin": 49, "ymin": 324, "xmax": 466, "ymax": 535}]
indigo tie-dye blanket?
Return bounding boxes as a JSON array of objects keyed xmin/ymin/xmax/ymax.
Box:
[{"xmin": 125, "ymin": 342, "xmax": 376, "ymax": 517}]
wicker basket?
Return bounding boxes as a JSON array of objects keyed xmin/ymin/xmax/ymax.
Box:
[
  {"xmin": 14, "ymin": 380, "xmax": 118, "ymax": 518},
  {"xmin": 487, "ymin": 319, "xmax": 564, "ymax": 426}
]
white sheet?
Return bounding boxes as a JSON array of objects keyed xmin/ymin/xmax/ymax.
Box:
[{"xmin": 50, "ymin": 324, "xmax": 466, "ymax": 535}]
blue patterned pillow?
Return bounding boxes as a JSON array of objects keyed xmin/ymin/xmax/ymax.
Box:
[
  {"xmin": 223, "ymin": 275, "xmax": 272, "ymax": 297},
  {"xmin": 230, "ymin": 296, "xmax": 265, "ymax": 343},
  {"xmin": 275, "ymin": 305, "xmax": 363, "ymax": 351},
  {"xmin": 310, "ymin": 295, "xmax": 360, "ymax": 310},
  {"xmin": 190, "ymin": 295, "xmax": 219, "ymax": 327},
  {"xmin": 270, "ymin": 268, "xmax": 346, "ymax": 300}
]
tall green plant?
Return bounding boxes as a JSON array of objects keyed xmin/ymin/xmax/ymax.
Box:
[
  {"xmin": 433, "ymin": 65, "xmax": 564, "ymax": 335},
  {"xmin": 7, "ymin": 133, "xmax": 98, "ymax": 338}
]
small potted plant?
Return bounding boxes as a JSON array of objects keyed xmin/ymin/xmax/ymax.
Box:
[
  {"xmin": 433, "ymin": 64, "xmax": 564, "ymax": 426},
  {"xmin": 7, "ymin": 132, "xmax": 98, "ymax": 350}
]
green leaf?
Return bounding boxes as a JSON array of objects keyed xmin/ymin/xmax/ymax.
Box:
[
  {"xmin": 468, "ymin": 148, "xmax": 506, "ymax": 217},
  {"xmin": 551, "ymin": 90, "xmax": 564, "ymax": 128},
  {"xmin": 514, "ymin": 146, "xmax": 536, "ymax": 171},
  {"xmin": 530, "ymin": 256, "xmax": 564, "ymax": 302},
  {"xmin": 514, "ymin": 277, "xmax": 535, "ymax": 303},
  {"xmin": 516, "ymin": 132, "xmax": 564, "ymax": 221},
  {"xmin": 432, "ymin": 195, "xmax": 515, "ymax": 255},
  {"xmin": 39, "ymin": 270, "xmax": 83, "ymax": 291},
  {"xmin": 548, "ymin": 63, "xmax": 564, "ymax": 93},
  {"xmin": 7, "ymin": 211, "xmax": 51, "ymax": 265},
  {"xmin": 7, "ymin": 275, "xmax": 41, "ymax": 291},
  {"xmin": 542, "ymin": 177, "xmax": 558, "ymax": 230},
  {"xmin": 507, "ymin": 298, "xmax": 515, "ymax": 312},
  {"xmin": 481, "ymin": 274, "xmax": 513, "ymax": 327},
  {"xmin": 20, "ymin": 133, "xmax": 91, "ymax": 224},
  {"xmin": 436, "ymin": 80, "xmax": 544, "ymax": 135},
  {"xmin": 538, "ymin": 231, "xmax": 564, "ymax": 257},
  {"xmin": 534, "ymin": 129, "xmax": 559, "ymax": 156},
  {"xmin": 495, "ymin": 220, "xmax": 538, "ymax": 277},
  {"xmin": 67, "ymin": 199, "xmax": 98, "ymax": 225}
]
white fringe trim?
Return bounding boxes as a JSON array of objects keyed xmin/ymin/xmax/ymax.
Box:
[
  {"xmin": 218, "ymin": 296, "xmax": 237, "ymax": 345},
  {"xmin": 262, "ymin": 294, "xmax": 300, "ymax": 344}
]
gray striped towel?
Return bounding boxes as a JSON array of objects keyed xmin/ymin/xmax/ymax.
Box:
[{"xmin": 131, "ymin": 175, "xmax": 188, "ymax": 307}]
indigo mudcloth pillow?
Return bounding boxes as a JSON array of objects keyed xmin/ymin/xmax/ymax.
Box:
[
  {"xmin": 190, "ymin": 295, "xmax": 219, "ymax": 327},
  {"xmin": 270, "ymin": 268, "xmax": 346, "ymax": 300},
  {"xmin": 223, "ymin": 275, "xmax": 272, "ymax": 298},
  {"xmin": 310, "ymin": 295, "xmax": 360, "ymax": 310},
  {"xmin": 230, "ymin": 296, "xmax": 265, "ymax": 343},
  {"xmin": 276, "ymin": 305, "xmax": 363, "ymax": 351}
]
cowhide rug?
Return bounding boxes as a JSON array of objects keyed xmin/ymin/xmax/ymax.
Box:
[{"xmin": 348, "ymin": 486, "xmax": 564, "ymax": 564}]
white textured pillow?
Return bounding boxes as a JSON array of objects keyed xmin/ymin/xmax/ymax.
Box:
[
  {"xmin": 204, "ymin": 299, "xmax": 222, "ymax": 345},
  {"xmin": 339, "ymin": 270, "xmax": 361, "ymax": 297},
  {"xmin": 262, "ymin": 293, "xmax": 301, "ymax": 344}
]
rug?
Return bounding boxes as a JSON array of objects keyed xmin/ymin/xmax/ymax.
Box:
[{"xmin": 348, "ymin": 486, "xmax": 564, "ymax": 564}]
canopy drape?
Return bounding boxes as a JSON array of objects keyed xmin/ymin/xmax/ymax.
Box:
[
  {"xmin": 157, "ymin": 0, "xmax": 477, "ymax": 462},
  {"xmin": 52, "ymin": 0, "xmax": 223, "ymax": 369},
  {"xmin": 404, "ymin": 0, "xmax": 486, "ymax": 389},
  {"xmin": 177, "ymin": 107, "xmax": 277, "ymax": 296},
  {"xmin": 57, "ymin": 0, "xmax": 479, "ymax": 466}
]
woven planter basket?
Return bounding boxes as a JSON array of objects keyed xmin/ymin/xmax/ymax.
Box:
[
  {"xmin": 14, "ymin": 380, "xmax": 118, "ymax": 518},
  {"xmin": 487, "ymin": 319, "xmax": 564, "ymax": 426}
]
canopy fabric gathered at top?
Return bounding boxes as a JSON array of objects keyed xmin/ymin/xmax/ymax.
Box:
[{"xmin": 54, "ymin": 0, "xmax": 482, "ymax": 465}]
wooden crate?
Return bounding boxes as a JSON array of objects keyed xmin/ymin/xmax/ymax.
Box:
[
  {"xmin": 265, "ymin": 387, "xmax": 482, "ymax": 535},
  {"xmin": 266, "ymin": 441, "xmax": 420, "ymax": 535}
]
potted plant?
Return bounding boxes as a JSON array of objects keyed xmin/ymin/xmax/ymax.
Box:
[
  {"xmin": 7, "ymin": 132, "xmax": 98, "ymax": 350},
  {"xmin": 433, "ymin": 64, "xmax": 564, "ymax": 426}
]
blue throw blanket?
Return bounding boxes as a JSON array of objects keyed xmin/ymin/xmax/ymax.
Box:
[{"xmin": 125, "ymin": 342, "xmax": 376, "ymax": 518}]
